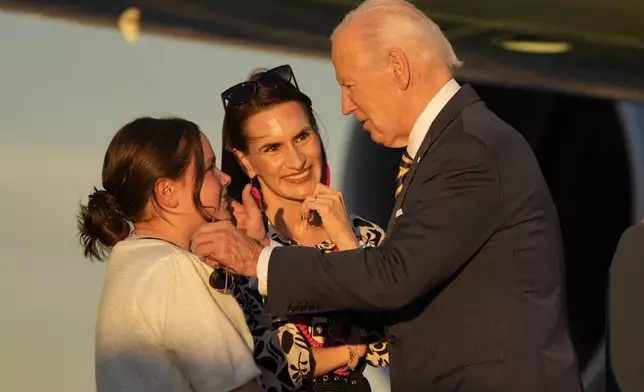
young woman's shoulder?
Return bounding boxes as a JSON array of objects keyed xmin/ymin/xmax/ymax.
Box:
[
  {"xmin": 108, "ymin": 239, "xmax": 205, "ymax": 304},
  {"xmin": 110, "ymin": 238, "xmax": 188, "ymax": 266}
]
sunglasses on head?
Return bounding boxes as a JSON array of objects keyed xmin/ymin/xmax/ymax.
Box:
[{"xmin": 221, "ymin": 64, "xmax": 299, "ymax": 109}]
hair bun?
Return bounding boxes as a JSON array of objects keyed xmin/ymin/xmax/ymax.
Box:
[
  {"xmin": 78, "ymin": 188, "xmax": 130, "ymax": 260},
  {"xmin": 87, "ymin": 189, "xmax": 123, "ymax": 216}
]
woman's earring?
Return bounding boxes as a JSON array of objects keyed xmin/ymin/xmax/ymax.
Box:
[{"xmin": 250, "ymin": 176, "xmax": 264, "ymax": 211}]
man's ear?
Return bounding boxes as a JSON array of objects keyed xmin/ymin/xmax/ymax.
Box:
[
  {"xmin": 388, "ymin": 48, "xmax": 411, "ymax": 90},
  {"xmin": 233, "ymin": 148, "xmax": 257, "ymax": 178}
]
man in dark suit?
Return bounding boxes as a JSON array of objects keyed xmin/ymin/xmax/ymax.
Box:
[
  {"xmin": 608, "ymin": 222, "xmax": 644, "ymax": 392},
  {"xmin": 192, "ymin": 0, "xmax": 582, "ymax": 390}
]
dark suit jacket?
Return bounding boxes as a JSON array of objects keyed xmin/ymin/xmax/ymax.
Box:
[
  {"xmin": 608, "ymin": 223, "xmax": 644, "ymax": 392},
  {"xmin": 266, "ymin": 85, "xmax": 582, "ymax": 391}
]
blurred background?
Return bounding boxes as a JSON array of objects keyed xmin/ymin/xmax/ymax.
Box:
[{"xmin": 1, "ymin": 1, "xmax": 643, "ymax": 391}]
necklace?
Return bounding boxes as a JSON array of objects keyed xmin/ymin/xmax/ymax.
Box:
[{"xmin": 129, "ymin": 232, "xmax": 184, "ymax": 248}]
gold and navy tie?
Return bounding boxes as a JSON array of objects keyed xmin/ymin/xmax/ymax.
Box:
[{"xmin": 395, "ymin": 150, "xmax": 413, "ymax": 199}]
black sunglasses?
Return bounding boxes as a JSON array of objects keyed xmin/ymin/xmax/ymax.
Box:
[{"xmin": 221, "ymin": 64, "xmax": 299, "ymax": 109}]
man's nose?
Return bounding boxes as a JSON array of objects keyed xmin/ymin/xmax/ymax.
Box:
[{"xmin": 341, "ymin": 91, "xmax": 357, "ymax": 116}]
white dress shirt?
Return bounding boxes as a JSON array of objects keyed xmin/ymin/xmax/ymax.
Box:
[
  {"xmin": 256, "ymin": 79, "xmax": 461, "ymax": 295},
  {"xmin": 406, "ymin": 78, "xmax": 461, "ymax": 159}
]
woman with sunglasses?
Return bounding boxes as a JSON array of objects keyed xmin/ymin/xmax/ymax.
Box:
[
  {"xmin": 219, "ymin": 65, "xmax": 389, "ymax": 392},
  {"xmin": 78, "ymin": 117, "xmax": 263, "ymax": 392}
]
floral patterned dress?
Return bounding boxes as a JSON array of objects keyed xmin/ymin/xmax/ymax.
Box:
[{"xmin": 232, "ymin": 215, "xmax": 390, "ymax": 391}]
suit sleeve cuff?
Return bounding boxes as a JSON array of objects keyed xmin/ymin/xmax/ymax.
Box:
[{"xmin": 257, "ymin": 240, "xmax": 281, "ymax": 296}]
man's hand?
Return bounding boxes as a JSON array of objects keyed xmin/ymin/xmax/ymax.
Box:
[
  {"xmin": 191, "ymin": 220, "xmax": 263, "ymax": 277},
  {"xmin": 228, "ymin": 184, "xmax": 268, "ymax": 246}
]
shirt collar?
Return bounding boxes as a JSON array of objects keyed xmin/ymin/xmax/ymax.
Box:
[{"xmin": 407, "ymin": 78, "xmax": 461, "ymax": 159}]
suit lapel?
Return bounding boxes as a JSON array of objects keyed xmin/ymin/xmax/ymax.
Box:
[{"xmin": 386, "ymin": 84, "xmax": 481, "ymax": 234}]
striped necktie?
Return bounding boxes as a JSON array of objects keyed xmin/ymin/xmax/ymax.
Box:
[{"xmin": 395, "ymin": 150, "xmax": 413, "ymax": 199}]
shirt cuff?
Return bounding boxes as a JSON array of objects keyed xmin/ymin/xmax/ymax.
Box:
[{"xmin": 257, "ymin": 240, "xmax": 281, "ymax": 296}]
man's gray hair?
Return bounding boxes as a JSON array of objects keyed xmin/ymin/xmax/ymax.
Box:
[{"xmin": 331, "ymin": 0, "xmax": 463, "ymax": 70}]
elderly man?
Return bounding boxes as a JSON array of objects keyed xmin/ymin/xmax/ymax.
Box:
[{"xmin": 193, "ymin": 0, "xmax": 582, "ymax": 390}]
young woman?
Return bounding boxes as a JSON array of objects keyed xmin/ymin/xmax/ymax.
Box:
[
  {"xmin": 220, "ymin": 65, "xmax": 389, "ymax": 392},
  {"xmin": 78, "ymin": 117, "xmax": 262, "ymax": 392}
]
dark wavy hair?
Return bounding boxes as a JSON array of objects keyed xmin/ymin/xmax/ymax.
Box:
[
  {"xmin": 77, "ymin": 117, "xmax": 208, "ymax": 261},
  {"xmin": 221, "ymin": 68, "xmax": 328, "ymax": 203}
]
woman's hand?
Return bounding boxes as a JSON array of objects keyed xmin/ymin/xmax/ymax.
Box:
[
  {"xmin": 228, "ymin": 184, "xmax": 269, "ymax": 246},
  {"xmin": 301, "ymin": 184, "xmax": 359, "ymax": 250}
]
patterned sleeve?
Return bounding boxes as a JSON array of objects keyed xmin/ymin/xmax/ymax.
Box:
[
  {"xmin": 234, "ymin": 279, "xmax": 315, "ymax": 391},
  {"xmin": 274, "ymin": 322, "xmax": 316, "ymax": 388},
  {"xmin": 351, "ymin": 215, "xmax": 386, "ymax": 248},
  {"xmin": 352, "ymin": 215, "xmax": 391, "ymax": 367},
  {"xmin": 362, "ymin": 330, "xmax": 390, "ymax": 368}
]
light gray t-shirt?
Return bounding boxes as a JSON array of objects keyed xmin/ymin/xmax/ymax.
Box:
[{"xmin": 95, "ymin": 237, "xmax": 260, "ymax": 392}]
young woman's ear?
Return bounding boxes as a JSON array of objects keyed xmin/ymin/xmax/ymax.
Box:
[{"xmin": 153, "ymin": 178, "xmax": 180, "ymax": 209}]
